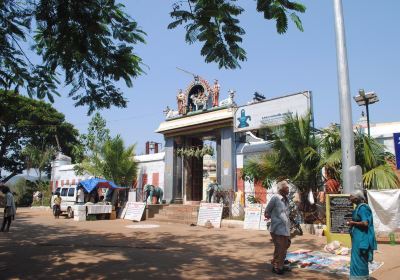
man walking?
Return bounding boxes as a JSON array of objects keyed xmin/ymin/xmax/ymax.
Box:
[
  {"xmin": 265, "ymin": 180, "xmax": 291, "ymax": 275},
  {"xmin": 1, "ymin": 186, "xmax": 16, "ymax": 232},
  {"xmin": 53, "ymin": 193, "xmax": 62, "ymax": 219}
]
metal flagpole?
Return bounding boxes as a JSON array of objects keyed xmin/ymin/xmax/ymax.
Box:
[{"xmin": 332, "ymin": 0, "xmax": 357, "ymax": 194}]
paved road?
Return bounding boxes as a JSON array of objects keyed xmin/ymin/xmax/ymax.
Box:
[{"xmin": 0, "ymin": 208, "xmax": 398, "ymax": 279}]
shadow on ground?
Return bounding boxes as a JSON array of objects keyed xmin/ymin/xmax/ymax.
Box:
[{"xmin": 0, "ymin": 210, "xmax": 345, "ymax": 280}]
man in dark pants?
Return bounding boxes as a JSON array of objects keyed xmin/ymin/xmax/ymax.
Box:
[
  {"xmin": 265, "ymin": 181, "xmax": 291, "ymax": 275},
  {"xmin": 1, "ymin": 186, "xmax": 16, "ymax": 232}
]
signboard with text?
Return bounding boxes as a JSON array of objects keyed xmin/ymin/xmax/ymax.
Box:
[
  {"xmin": 243, "ymin": 204, "xmax": 262, "ymax": 230},
  {"xmin": 123, "ymin": 202, "xmax": 146, "ymax": 221},
  {"xmin": 197, "ymin": 202, "xmax": 223, "ymax": 228},
  {"xmin": 234, "ymin": 92, "xmax": 312, "ymax": 132},
  {"xmin": 394, "ymin": 133, "xmax": 400, "ymax": 169},
  {"xmin": 325, "ymin": 194, "xmax": 353, "ymax": 247},
  {"xmin": 329, "ymin": 195, "xmax": 353, "ymax": 234}
]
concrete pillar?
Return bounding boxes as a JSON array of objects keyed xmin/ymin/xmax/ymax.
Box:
[
  {"xmin": 164, "ymin": 137, "xmax": 175, "ymax": 203},
  {"xmin": 216, "ymin": 138, "xmax": 221, "ymax": 183},
  {"xmin": 220, "ymin": 127, "xmax": 235, "ymax": 190}
]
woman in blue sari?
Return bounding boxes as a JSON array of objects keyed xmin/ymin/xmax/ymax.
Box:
[{"xmin": 348, "ymin": 190, "xmax": 377, "ymax": 280}]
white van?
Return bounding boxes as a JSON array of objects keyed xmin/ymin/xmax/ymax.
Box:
[{"xmin": 51, "ymin": 185, "xmax": 78, "ymax": 218}]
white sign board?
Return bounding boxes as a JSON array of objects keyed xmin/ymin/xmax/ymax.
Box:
[
  {"xmin": 197, "ymin": 202, "xmax": 223, "ymax": 228},
  {"xmin": 123, "ymin": 202, "xmax": 146, "ymax": 221},
  {"xmin": 244, "ymin": 204, "xmax": 262, "ymax": 230},
  {"xmin": 234, "ymin": 92, "xmax": 311, "ymax": 132},
  {"xmin": 259, "ymin": 204, "xmax": 268, "ymax": 231}
]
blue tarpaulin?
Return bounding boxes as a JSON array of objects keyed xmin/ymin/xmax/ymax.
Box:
[{"xmin": 78, "ymin": 178, "xmax": 126, "ymax": 193}]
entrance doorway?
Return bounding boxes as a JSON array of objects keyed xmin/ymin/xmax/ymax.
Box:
[{"xmin": 175, "ymin": 135, "xmax": 217, "ymax": 204}]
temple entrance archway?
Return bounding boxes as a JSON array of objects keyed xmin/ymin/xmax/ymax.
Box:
[{"xmin": 156, "ymin": 77, "xmax": 236, "ymax": 204}]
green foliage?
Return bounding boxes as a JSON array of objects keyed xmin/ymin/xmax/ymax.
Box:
[
  {"xmin": 0, "ymin": 90, "xmax": 81, "ymax": 182},
  {"xmin": 11, "ymin": 179, "xmax": 51, "ymax": 207},
  {"xmin": 0, "ymin": 0, "xmax": 146, "ymax": 114},
  {"xmin": 256, "ymin": 0, "xmax": 306, "ymax": 34},
  {"xmin": 247, "ymin": 194, "xmax": 261, "ymax": 204},
  {"xmin": 243, "ymin": 116, "xmax": 400, "ymax": 192},
  {"xmin": 79, "ymin": 136, "xmax": 137, "ymax": 187},
  {"xmin": 22, "ymin": 145, "xmax": 56, "ymax": 180},
  {"xmin": 319, "ymin": 127, "xmax": 399, "ymax": 189},
  {"xmin": 169, "ymin": 0, "xmax": 306, "ymax": 69},
  {"xmin": 75, "ymin": 114, "xmax": 137, "ymax": 186},
  {"xmin": 12, "ymin": 178, "xmax": 30, "ymax": 206},
  {"xmin": 169, "ymin": 0, "xmax": 246, "ymax": 69},
  {"xmin": 2, "ymin": 0, "xmax": 306, "ymax": 101},
  {"xmin": 74, "ymin": 113, "xmax": 110, "ymax": 177},
  {"xmin": 176, "ymin": 144, "xmax": 214, "ymax": 159},
  {"xmin": 243, "ymin": 112, "xmax": 319, "ymax": 192},
  {"xmin": 29, "ymin": 180, "xmax": 52, "ymax": 207},
  {"xmin": 101, "ymin": 136, "xmax": 138, "ymax": 187},
  {"xmin": 80, "ymin": 112, "xmax": 111, "ymax": 157}
]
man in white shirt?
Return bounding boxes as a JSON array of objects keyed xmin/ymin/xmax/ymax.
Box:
[
  {"xmin": 264, "ymin": 180, "xmax": 291, "ymax": 275},
  {"xmin": 1, "ymin": 186, "xmax": 16, "ymax": 232}
]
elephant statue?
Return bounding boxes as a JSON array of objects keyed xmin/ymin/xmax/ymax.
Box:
[{"xmin": 143, "ymin": 184, "xmax": 164, "ymax": 204}]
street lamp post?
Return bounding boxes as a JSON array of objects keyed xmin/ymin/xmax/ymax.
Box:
[{"xmin": 353, "ymin": 89, "xmax": 379, "ymax": 136}]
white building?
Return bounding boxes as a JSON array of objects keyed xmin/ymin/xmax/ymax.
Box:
[
  {"xmin": 355, "ymin": 116, "xmax": 400, "ymax": 154},
  {"xmin": 135, "ymin": 152, "xmax": 165, "ymax": 190},
  {"xmin": 50, "ymin": 151, "xmax": 166, "ymax": 193},
  {"xmin": 50, "ymin": 153, "xmax": 92, "ymax": 191}
]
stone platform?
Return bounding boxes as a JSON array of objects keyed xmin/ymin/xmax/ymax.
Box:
[{"xmin": 145, "ymin": 204, "xmax": 200, "ymax": 225}]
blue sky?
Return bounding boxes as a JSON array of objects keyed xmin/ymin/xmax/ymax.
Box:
[{"xmin": 50, "ymin": 0, "xmax": 400, "ymax": 154}]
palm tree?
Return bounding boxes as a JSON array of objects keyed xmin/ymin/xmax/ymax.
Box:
[
  {"xmin": 79, "ymin": 136, "xmax": 138, "ymax": 187},
  {"xmin": 319, "ymin": 126, "xmax": 399, "ymax": 189},
  {"xmin": 242, "ymin": 115, "xmax": 399, "ymax": 191},
  {"xmin": 101, "ymin": 136, "xmax": 138, "ymax": 187},
  {"xmin": 242, "ymin": 112, "xmax": 320, "ymax": 192}
]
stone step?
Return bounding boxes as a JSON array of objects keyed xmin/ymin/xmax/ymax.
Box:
[
  {"xmin": 157, "ymin": 210, "xmax": 198, "ymax": 216},
  {"xmin": 151, "ymin": 215, "xmax": 197, "ymax": 225},
  {"xmin": 145, "ymin": 204, "xmax": 200, "ymax": 225},
  {"xmin": 155, "ymin": 212, "xmax": 197, "ymax": 220},
  {"xmin": 155, "ymin": 209, "xmax": 198, "ymax": 216},
  {"xmin": 163, "ymin": 205, "xmax": 200, "ymax": 211}
]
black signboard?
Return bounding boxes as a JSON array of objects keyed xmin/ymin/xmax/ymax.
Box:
[{"xmin": 329, "ymin": 195, "xmax": 354, "ymax": 234}]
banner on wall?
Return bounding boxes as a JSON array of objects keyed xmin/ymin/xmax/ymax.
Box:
[
  {"xmin": 234, "ymin": 91, "xmax": 312, "ymax": 132},
  {"xmin": 367, "ymin": 190, "xmax": 400, "ymax": 234},
  {"xmin": 394, "ymin": 133, "xmax": 400, "ymax": 169}
]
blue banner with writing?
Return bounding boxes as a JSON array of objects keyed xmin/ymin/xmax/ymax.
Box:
[{"xmin": 394, "ymin": 133, "xmax": 400, "ymax": 170}]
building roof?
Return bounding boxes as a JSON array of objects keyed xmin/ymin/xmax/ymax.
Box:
[
  {"xmin": 156, "ymin": 108, "xmax": 234, "ymax": 136},
  {"xmin": 135, "ymin": 152, "xmax": 165, "ymax": 163}
]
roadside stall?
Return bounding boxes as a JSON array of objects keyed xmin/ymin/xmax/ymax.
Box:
[{"xmin": 75, "ymin": 178, "xmax": 129, "ymax": 221}]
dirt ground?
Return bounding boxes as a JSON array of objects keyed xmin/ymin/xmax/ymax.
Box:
[{"xmin": 0, "ymin": 208, "xmax": 398, "ymax": 280}]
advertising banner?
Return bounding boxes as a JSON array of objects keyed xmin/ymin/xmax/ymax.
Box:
[
  {"xmin": 394, "ymin": 133, "xmax": 400, "ymax": 169},
  {"xmin": 234, "ymin": 91, "xmax": 311, "ymax": 132}
]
